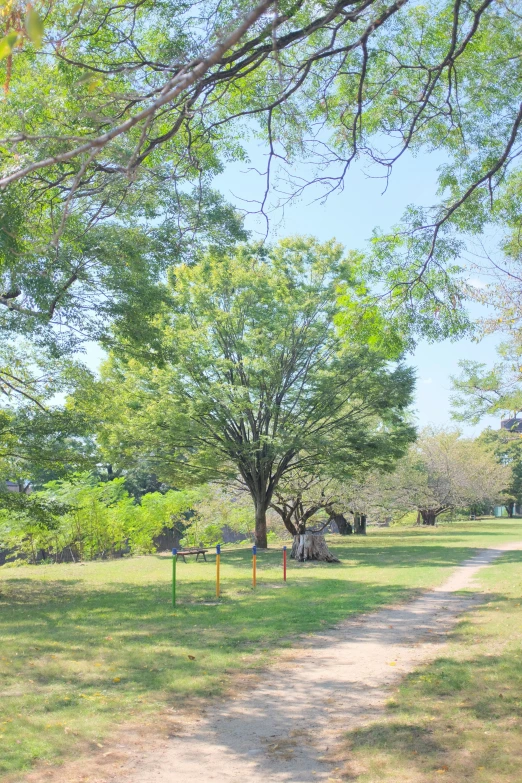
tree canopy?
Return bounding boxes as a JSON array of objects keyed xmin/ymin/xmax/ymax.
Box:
[
  {"xmin": 77, "ymin": 236, "xmax": 416, "ymax": 546},
  {"xmin": 0, "ymin": 0, "xmax": 521, "ymax": 331}
]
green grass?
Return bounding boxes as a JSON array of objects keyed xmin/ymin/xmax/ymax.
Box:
[
  {"xmin": 1, "ymin": 518, "xmax": 521, "ymax": 778},
  {"xmin": 337, "ymin": 541, "xmax": 522, "ymax": 782}
]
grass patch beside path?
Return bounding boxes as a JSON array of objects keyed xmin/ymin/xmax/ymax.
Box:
[
  {"xmin": 0, "ymin": 519, "xmax": 521, "ymax": 778},
  {"xmin": 338, "ymin": 545, "xmax": 522, "ymax": 782}
]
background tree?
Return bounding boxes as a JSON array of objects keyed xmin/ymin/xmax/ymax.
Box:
[
  {"xmin": 451, "ymin": 350, "xmax": 522, "ymax": 425},
  {"xmin": 80, "ymin": 237, "xmax": 416, "ymax": 547},
  {"xmin": 478, "ymin": 428, "xmax": 522, "ymax": 517},
  {"xmin": 383, "ymin": 429, "xmax": 510, "ymax": 526},
  {"xmin": 269, "ymin": 451, "xmax": 409, "ymax": 557},
  {"xmin": 0, "ymin": 343, "xmax": 94, "ymax": 523},
  {"xmin": 269, "ymin": 468, "xmax": 345, "ymax": 560}
]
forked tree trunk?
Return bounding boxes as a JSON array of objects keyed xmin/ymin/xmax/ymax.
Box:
[
  {"xmin": 353, "ymin": 513, "xmax": 367, "ymax": 535},
  {"xmin": 291, "ymin": 531, "xmax": 340, "ymax": 562},
  {"xmin": 420, "ymin": 509, "xmax": 437, "ymax": 526}
]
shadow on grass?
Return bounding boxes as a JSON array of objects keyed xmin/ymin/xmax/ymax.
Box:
[
  {"xmin": 0, "ymin": 578, "xmax": 447, "ymax": 776},
  {"xmin": 341, "ymin": 649, "xmax": 522, "ymax": 780},
  {"xmin": 0, "ymin": 575, "xmax": 417, "ymax": 672},
  {"xmin": 1, "ymin": 531, "xmax": 521, "ymax": 775},
  {"xmin": 337, "ymin": 557, "xmax": 522, "ymax": 782},
  {"xmin": 0, "ymin": 571, "xmax": 422, "ymax": 774}
]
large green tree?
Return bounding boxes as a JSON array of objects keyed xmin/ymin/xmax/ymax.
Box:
[{"xmin": 78, "ymin": 237, "xmax": 416, "ymax": 547}]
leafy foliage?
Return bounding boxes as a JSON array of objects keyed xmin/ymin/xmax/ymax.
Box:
[
  {"xmin": 0, "ymin": 342, "xmax": 95, "ymax": 503},
  {"xmin": 479, "ymin": 428, "xmax": 522, "ymax": 514},
  {"xmin": 373, "ymin": 428, "xmax": 511, "ymax": 523},
  {"xmin": 0, "ymin": 474, "xmax": 202, "ymax": 563},
  {"xmin": 451, "ymin": 349, "xmax": 522, "ymax": 424},
  {"xmin": 78, "ymin": 237, "xmax": 416, "ymax": 546},
  {"xmin": 0, "ymin": 0, "xmax": 520, "ymax": 334}
]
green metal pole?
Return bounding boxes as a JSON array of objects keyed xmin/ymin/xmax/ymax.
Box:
[{"xmin": 172, "ymin": 548, "xmax": 177, "ymax": 606}]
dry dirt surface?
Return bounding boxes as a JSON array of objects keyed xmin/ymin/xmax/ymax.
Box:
[{"xmin": 24, "ymin": 542, "xmax": 522, "ymax": 783}]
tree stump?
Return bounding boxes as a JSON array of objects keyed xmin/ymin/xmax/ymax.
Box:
[{"xmin": 291, "ymin": 532, "xmax": 340, "ymax": 562}]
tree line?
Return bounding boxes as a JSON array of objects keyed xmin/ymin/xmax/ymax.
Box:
[{"xmin": 1, "ymin": 238, "xmax": 519, "ymax": 564}]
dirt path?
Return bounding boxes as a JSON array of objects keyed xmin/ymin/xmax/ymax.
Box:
[
  {"xmin": 22, "ymin": 542, "xmax": 521, "ymax": 783},
  {"xmin": 95, "ymin": 541, "xmax": 517, "ymax": 783}
]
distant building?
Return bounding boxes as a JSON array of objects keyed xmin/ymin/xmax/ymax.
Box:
[
  {"xmin": 500, "ymin": 417, "xmax": 522, "ymax": 433},
  {"xmin": 4, "ymin": 481, "xmax": 31, "ymax": 494}
]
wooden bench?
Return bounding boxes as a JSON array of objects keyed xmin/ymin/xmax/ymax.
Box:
[{"xmin": 175, "ymin": 548, "xmax": 208, "ymax": 562}]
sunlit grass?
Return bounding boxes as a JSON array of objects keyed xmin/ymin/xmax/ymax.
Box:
[
  {"xmin": 337, "ymin": 543, "xmax": 522, "ymax": 782},
  {"xmin": 0, "ymin": 518, "xmax": 521, "ymax": 776}
]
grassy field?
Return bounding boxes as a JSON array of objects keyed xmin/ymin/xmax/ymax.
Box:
[
  {"xmin": 336, "ymin": 545, "xmax": 522, "ymax": 782},
  {"xmin": 1, "ymin": 519, "xmax": 522, "ymax": 778}
]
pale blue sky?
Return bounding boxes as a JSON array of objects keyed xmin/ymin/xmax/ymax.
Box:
[
  {"xmin": 213, "ymin": 141, "xmax": 502, "ymax": 435},
  {"xmin": 85, "ymin": 141, "xmax": 502, "ymax": 435}
]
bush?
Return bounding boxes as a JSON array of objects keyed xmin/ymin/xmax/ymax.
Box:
[{"xmin": 0, "ymin": 474, "xmax": 202, "ymax": 563}]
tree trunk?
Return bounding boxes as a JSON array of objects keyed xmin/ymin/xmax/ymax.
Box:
[
  {"xmin": 329, "ymin": 513, "xmax": 353, "ymax": 535},
  {"xmin": 254, "ymin": 502, "xmax": 268, "ymax": 548},
  {"xmin": 420, "ymin": 509, "xmax": 437, "ymax": 526},
  {"xmin": 353, "ymin": 513, "xmax": 367, "ymax": 535},
  {"xmin": 291, "ymin": 531, "xmax": 340, "ymax": 562}
]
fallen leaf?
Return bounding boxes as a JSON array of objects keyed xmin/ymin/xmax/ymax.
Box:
[
  {"xmin": 112, "ymin": 677, "xmax": 121, "ymax": 683},
  {"xmin": 188, "ymin": 655, "xmax": 196, "ymax": 661},
  {"xmin": 388, "ymin": 661, "xmax": 397, "ymax": 666}
]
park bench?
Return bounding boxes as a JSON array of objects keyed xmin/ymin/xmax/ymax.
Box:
[{"xmin": 175, "ymin": 547, "xmax": 208, "ymax": 562}]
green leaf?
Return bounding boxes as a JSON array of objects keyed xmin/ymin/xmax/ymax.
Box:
[
  {"xmin": 25, "ymin": 7, "xmax": 44, "ymax": 46},
  {"xmin": 0, "ymin": 32, "xmax": 18, "ymax": 61}
]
